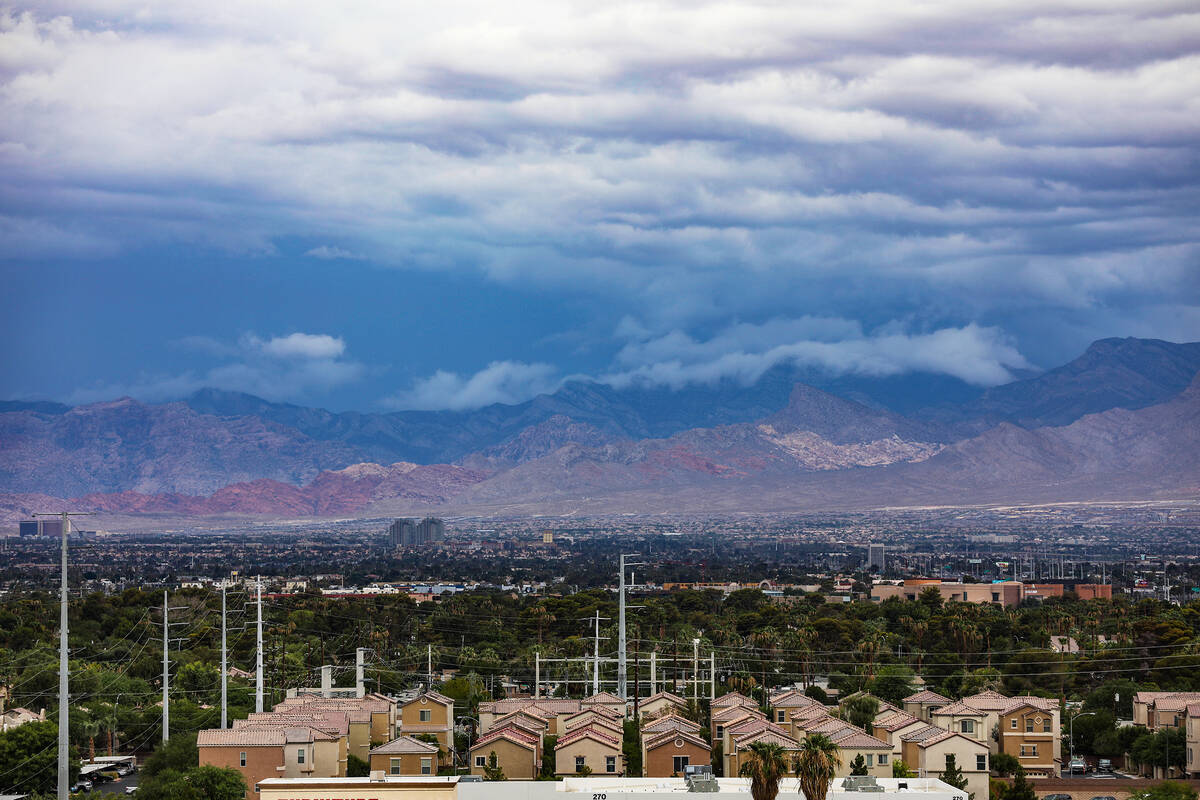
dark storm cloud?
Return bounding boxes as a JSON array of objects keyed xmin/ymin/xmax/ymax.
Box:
[{"xmin": 1, "ymin": 1, "xmax": 1197, "ymax": 409}]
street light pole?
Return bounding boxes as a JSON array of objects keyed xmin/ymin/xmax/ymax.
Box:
[{"xmin": 1069, "ymin": 711, "xmax": 1096, "ymax": 772}]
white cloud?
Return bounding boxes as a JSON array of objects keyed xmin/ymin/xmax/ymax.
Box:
[
  {"xmin": 384, "ymin": 361, "xmax": 561, "ymax": 410},
  {"xmin": 69, "ymin": 331, "xmax": 364, "ymax": 404},
  {"xmin": 305, "ymin": 245, "xmax": 364, "ymax": 260},
  {"xmin": 251, "ymin": 332, "xmax": 346, "ymax": 360}
]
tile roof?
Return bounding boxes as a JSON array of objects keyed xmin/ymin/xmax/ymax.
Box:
[
  {"xmin": 931, "ymin": 701, "xmax": 986, "ymax": 717},
  {"xmin": 642, "ymin": 714, "xmax": 701, "ymax": 734},
  {"xmin": 900, "ymin": 724, "xmax": 948, "ymax": 744},
  {"xmin": 713, "ymin": 692, "xmax": 757, "ymax": 709},
  {"xmin": 480, "ymin": 698, "xmax": 581, "ymax": 715},
  {"xmin": 472, "ymin": 726, "xmax": 539, "ymax": 751},
  {"xmin": 198, "ymin": 728, "xmax": 291, "ymax": 747},
  {"xmin": 491, "ymin": 710, "xmax": 551, "ymax": 730},
  {"xmin": 872, "ymin": 712, "xmax": 924, "ymax": 733},
  {"xmin": 583, "ymin": 691, "xmax": 626, "ymax": 705},
  {"xmin": 370, "ymin": 735, "xmax": 441, "ymax": 755},
  {"xmin": 734, "ymin": 729, "xmax": 800, "ymax": 749},
  {"xmin": 713, "ymin": 705, "xmax": 764, "ymax": 723},
  {"xmin": 730, "ymin": 719, "xmax": 792, "ymax": 743},
  {"xmin": 645, "ymin": 729, "xmax": 711, "ymax": 752},
  {"xmin": 402, "ymin": 691, "xmax": 454, "ymax": 708},
  {"xmin": 831, "ymin": 730, "xmax": 892, "ymax": 749},
  {"xmin": 555, "ymin": 724, "xmax": 622, "ymax": 749},
  {"xmin": 1148, "ymin": 693, "xmax": 1200, "ymax": 712},
  {"xmin": 792, "ymin": 705, "xmax": 830, "ymax": 722},
  {"xmin": 904, "ymin": 690, "xmax": 952, "ymax": 704},
  {"xmin": 640, "ymin": 692, "xmax": 687, "ymax": 708},
  {"xmin": 771, "ymin": 690, "xmax": 821, "ymax": 708},
  {"xmin": 804, "ymin": 718, "xmax": 859, "ymax": 738},
  {"xmin": 959, "ymin": 691, "xmax": 1012, "ymax": 711}
]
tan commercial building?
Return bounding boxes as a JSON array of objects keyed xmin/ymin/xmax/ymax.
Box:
[{"xmin": 370, "ymin": 735, "xmax": 442, "ymax": 776}]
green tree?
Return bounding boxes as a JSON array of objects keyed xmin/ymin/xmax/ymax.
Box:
[
  {"xmin": 841, "ymin": 695, "xmax": 880, "ymax": 731},
  {"xmin": 740, "ymin": 741, "xmax": 789, "ymax": 800},
  {"xmin": 1130, "ymin": 782, "xmax": 1199, "ymax": 800},
  {"xmin": 136, "ymin": 764, "xmax": 245, "ymax": 800},
  {"xmin": 0, "ymin": 721, "xmax": 78, "ymax": 795},
  {"xmin": 990, "ymin": 753, "xmax": 1020, "ymax": 777},
  {"xmin": 941, "ymin": 754, "xmax": 969, "ymax": 794},
  {"xmin": 869, "ymin": 666, "xmax": 918, "ymax": 706},
  {"xmin": 849, "ymin": 754, "xmax": 867, "ymax": 775},
  {"xmin": 141, "ymin": 734, "xmax": 199, "ymax": 777},
  {"xmin": 347, "ymin": 753, "xmax": 370, "ymax": 777},
  {"xmin": 1005, "ymin": 769, "xmax": 1037, "ymax": 800},
  {"xmin": 794, "ymin": 732, "xmax": 841, "ymax": 800},
  {"xmin": 540, "ymin": 735, "xmax": 557, "ymax": 778},
  {"xmin": 483, "ymin": 751, "xmax": 507, "ymax": 781},
  {"xmin": 893, "ymin": 759, "xmax": 915, "ymax": 778},
  {"xmin": 623, "ymin": 718, "xmax": 643, "ymax": 777}
]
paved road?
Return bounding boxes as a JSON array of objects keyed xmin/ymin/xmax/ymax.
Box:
[{"xmin": 90, "ymin": 772, "xmax": 139, "ymax": 797}]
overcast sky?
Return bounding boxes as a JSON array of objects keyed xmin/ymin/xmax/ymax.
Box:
[{"xmin": 2, "ymin": 1, "xmax": 1198, "ymax": 411}]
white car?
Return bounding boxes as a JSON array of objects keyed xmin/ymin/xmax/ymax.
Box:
[{"xmin": 124, "ymin": 787, "xmax": 137, "ymax": 795}]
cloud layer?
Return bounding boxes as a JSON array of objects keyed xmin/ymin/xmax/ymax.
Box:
[{"xmin": 2, "ymin": 1, "xmax": 1198, "ymax": 409}]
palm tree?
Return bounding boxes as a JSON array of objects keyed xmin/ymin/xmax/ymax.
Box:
[
  {"xmin": 794, "ymin": 733, "xmax": 841, "ymax": 800},
  {"xmin": 739, "ymin": 741, "xmax": 790, "ymax": 800}
]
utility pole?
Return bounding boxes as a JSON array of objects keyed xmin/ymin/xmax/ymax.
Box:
[
  {"xmin": 593, "ymin": 611, "xmax": 602, "ymax": 695},
  {"xmin": 34, "ymin": 510, "xmax": 93, "ymax": 800},
  {"xmin": 650, "ymin": 651, "xmax": 657, "ymax": 695},
  {"xmin": 427, "ymin": 644, "xmax": 433, "ymax": 688},
  {"xmin": 220, "ymin": 583, "xmax": 228, "ymax": 729},
  {"xmin": 256, "ymin": 577, "xmax": 264, "ymax": 713},
  {"xmin": 692, "ymin": 638, "xmax": 699, "ymax": 703},
  {"xmin": 162, "ymin": 591, "xmax": 170, "ymax": 741},
  {"xmin": 710, "ymin": 652, "xmax": 716, "ymax": 701},
  {"xmin": 534, "ymin": 652, "xmax": 540, "ymax": 699}
]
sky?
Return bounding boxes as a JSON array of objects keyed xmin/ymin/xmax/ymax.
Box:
[{"xmin": 2, "ymin": 1, "xmax": 1199, "ymax": 412}]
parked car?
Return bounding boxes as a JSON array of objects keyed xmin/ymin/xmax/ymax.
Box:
[
  {"xmin": 1087, "ymin": 795, "xmax": 1118, "ymax": 800},
  {"xmin": 124, "ymin": 787, "xmax": 138, "ymax": 795},
  {"xmin": 1097, "ymin": 759, "xmax": 1113, "ymax": 773},
  {"xmin": 1069, "ymin": 758, "xmax": 1088, "ymax": 774},
  {"xmin": 1043, "ymin": 794, "xmax": 1072, "ymax": 800}
]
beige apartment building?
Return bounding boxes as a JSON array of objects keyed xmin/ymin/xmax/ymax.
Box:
[
  {"xmin": 904, "ymin": 690, "xmax": 952, "ymax": 722},
  {"xmin": 901, "ymin": 729, "xmax": 989, "ymax": 800},
  {"xmin": 929, "ymin": 701, "xmax": 988, "ymax": 744},
  {"xmin": 369, "ymin": 735, "xmax": 442, "ymax": 776},
  {"xmin": 638, "ymin": 692, "xmax": 688, "ymax": 719},
  {"xmin": 1134, "ymin": 691, "xmax": 1200, "ymax": 730},
  {"xmin": 199, "ymin": 725, "xmax": 342, "ymax": 800},
  {"xmin": 873, "ymin": 710, "xmax": 932, "ymax": 762},
  {"xmin": 469, "ymin": 726, "xmax": 541, "ymax": 780},
  {"xmin": 1185, "ymin": 703, "xmax": 1200, "ymax": 778},
  {"xmin": 998, "ymin": 701, "xmax": 1060, "ymax": 777},
  {"xmin": 728, "ymin": 728, "xmax": 800, "ymax": 776},
  {"xmin": 643, "ymin": 729, "xmax": 711, "ymax": 777},
  {"xmin": 555, "ymin": 725, "xmax": 624, "ymax": 776},
  {"xmin": 397, "ymin": 691, "xmax": 455, "ymax": 761},
  {"xmin": 479, "ymin": 697, "xmax": 582, "ymax": 735}
]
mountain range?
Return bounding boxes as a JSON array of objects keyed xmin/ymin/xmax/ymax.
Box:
[{"xmin": 1, "ymin": 337, "xmax": 1198, "ymax": 521}]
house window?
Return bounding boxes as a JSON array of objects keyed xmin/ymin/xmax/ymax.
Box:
[
  {"xmin": 961, "ymin": 720, "xmax": 974, "ymax": 734},
  {"xmin": 576, "ymin": 756, "xmax": 586, "ymax": 772},
  {"xmin": 777, "ymin": 710, "xmax": 786, "ymax": 723},
  {"xmin": 1020, "ymin": 745, "xmax": 1038, "ymax": 757},
  {"xmin": 865, "ymin": 754, "xmax": 874, "ymax": 767},
  {"xmin": 879, "ymin": 755, "xmax": 888, "ymax": 765},
  {"xmin": 606, "ymin": 756, "xmax": 617, "ymax": 773},
  {"xmin": 991, "ymin": 593, "xmax": 1000, "ymax": 602},
  {"xmin": 420, "ymin": 709, "xmax": 432, "ymax": 722},
  {"xmin": 391, "ymin": 758, "xmax": 402, "ymax": 775},
  {"xmin": 1010, "ymin": 719, "xmax": 1018, "ymax": 729},
  {"xmin": 716, "ymin": 726, "xmax": 724, "ymax": 738},
  {"xmin": 476, "ymin": 756, "xmax": 487, "ymax": 768},
  {"xmin": 297, "ymin": 749, "xmax": 305, "ymax": 765},
  {"xmin": 1043, "ymin": 720, "xmax": 1051, "ymax": 733},
  {"xmin": 421, "ymin": 757, "xmax": 433, "ymax": 775},
  {"xmin": 239, "ymin": 752, "xmax": 246, "ymax": 767},
  {"xmin": 1025, "ymin": 719, "xmax": 1034, "ymax": 732},
  {"xmin": 673, "ymin": 756, "xmax": 690, "ymax": 774},
  {"xmin": 977, "ymin": 755, "xmax": 987, "ymax": 771}
]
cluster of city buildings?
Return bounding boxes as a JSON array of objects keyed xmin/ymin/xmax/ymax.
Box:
[
  {"xmin": 869, "ymin": 579, "xmax": 1112, "ymax": 606},
  {"xmin": 388, "ymin": 518, "xmax": 446, "ymax": 548}
]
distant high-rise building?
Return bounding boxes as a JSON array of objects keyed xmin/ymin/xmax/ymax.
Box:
[
  {"xmin": 18, "ymin": 519, "xmax": 63, "ymax": 537},
  {"xmin": 868, "ymin": 543, "xmax": 886, "ymax": 572},
  {"xmin": 388, "ymin": 517, "xmax": 444, "ymax": 547},
  {"xmin": 542, "ymin": 529, "xmax": 554, "ymax": 544}
]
